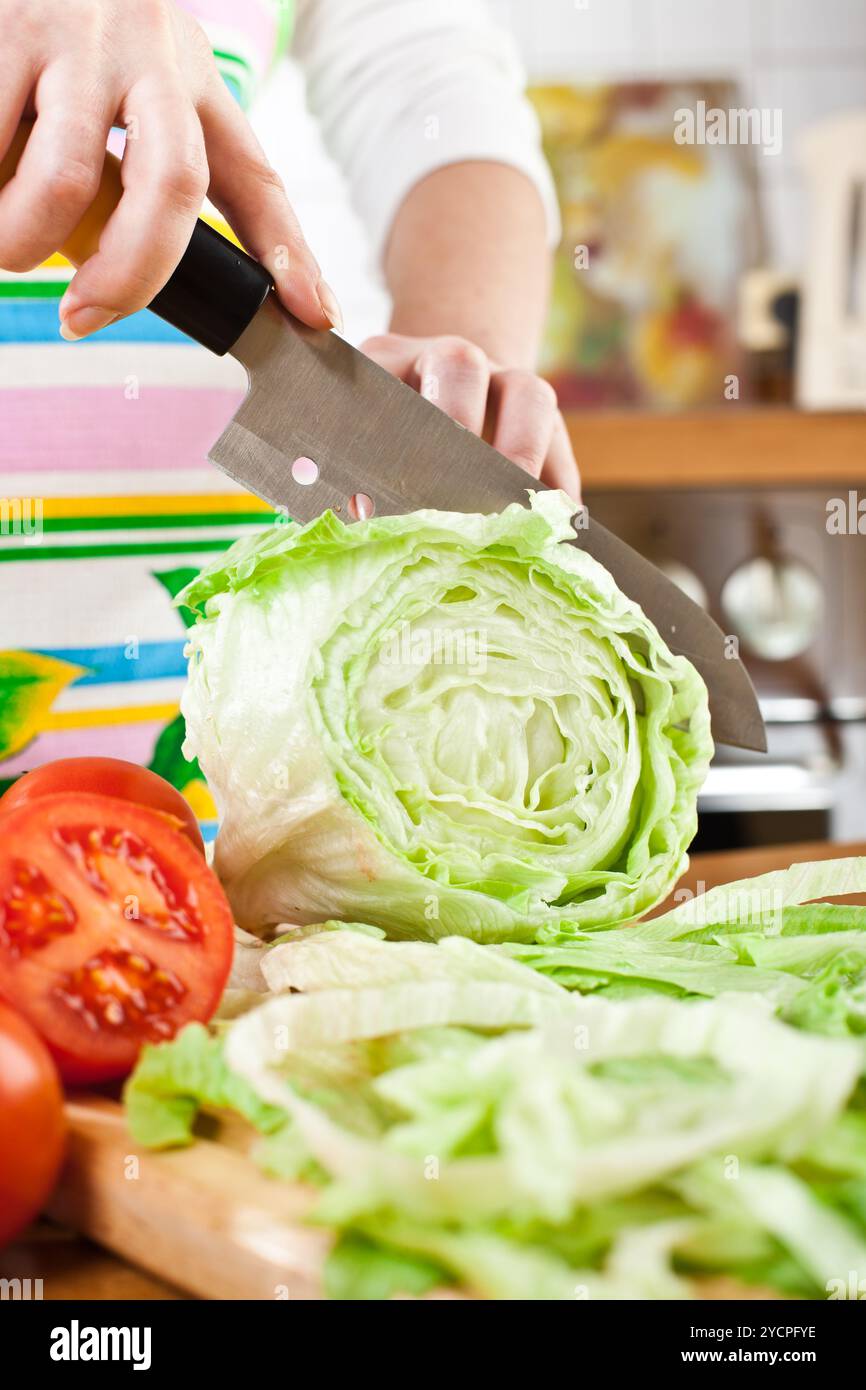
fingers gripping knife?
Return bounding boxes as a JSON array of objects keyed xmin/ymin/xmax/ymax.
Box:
[{"xmin": 0, "ymin": 123, "xmax": 766, "ymax": 751}]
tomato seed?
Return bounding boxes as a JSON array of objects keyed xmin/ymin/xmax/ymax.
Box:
[
  {"xmin": 54, "ymin": 824, "xmax": 204, "ymax": 942},
  {"xmin": 0, "ymin": 861, "xmax": 78, "ymax": 956},
  {"xmin": 53, "ymin": 948, "xmax": 187, "ymax": 1038}
]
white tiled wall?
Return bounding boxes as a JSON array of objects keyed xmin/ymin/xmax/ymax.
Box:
[{"xmin": 491, "ymin": 0, "xmax": 866, "ymax": 274}]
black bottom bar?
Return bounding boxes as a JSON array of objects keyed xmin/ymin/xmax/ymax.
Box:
[{"xmin": 1, "ymin": 1296, "xmax": 861, "ymax": 1376}]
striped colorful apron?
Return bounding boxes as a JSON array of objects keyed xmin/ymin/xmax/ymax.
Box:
[{"xmin": 0, "ymin": 1, "xmax": 293, "ymax": 842}]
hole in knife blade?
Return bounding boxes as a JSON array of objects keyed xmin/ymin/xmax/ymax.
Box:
[
  {"xmin": 291, "ymin": 456, "xmax": 319, "ymax": 486},
  {"xmin": 348, "ymin": 493, "xmax": 374, "ymax": 521}
]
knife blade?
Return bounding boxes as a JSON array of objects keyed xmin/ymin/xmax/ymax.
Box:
[
  {"xmin": 212, "ymin": 295, "xmax": 766, "ymax": 753},
  {"xmin": 0, "ymin": 123, "xmax": 765, "ymax": 752}
]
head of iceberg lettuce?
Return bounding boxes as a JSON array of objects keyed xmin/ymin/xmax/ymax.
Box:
[{"xmin": 179, "ymin": 491, "xmax": 712, "ymax": 943}]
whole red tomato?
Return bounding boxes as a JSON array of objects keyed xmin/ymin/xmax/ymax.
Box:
[
  {"xmin": 0, "ymin": 1001, "xmax": 66, "ymax": 1246},
  {"xmin": 0, "ymin": 757, "xmax": 205, "ymax": 853}
]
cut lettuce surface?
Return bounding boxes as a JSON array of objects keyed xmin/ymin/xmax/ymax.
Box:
[{"xmin": 180, "ymin": 492, "xmax": 712, "ymax": 942}]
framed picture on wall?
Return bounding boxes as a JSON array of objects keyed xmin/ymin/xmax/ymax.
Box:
[{"xmin": 532, "ymin": 80, "xmax": 763, "ymax": 410}]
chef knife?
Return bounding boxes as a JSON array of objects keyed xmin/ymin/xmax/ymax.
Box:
[{"xmin": 1, "ymin": 124, "xmax": 766, "ymax": 751}]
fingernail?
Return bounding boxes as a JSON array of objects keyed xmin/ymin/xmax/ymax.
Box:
[
  {"xmin": 59, "ymin": 306, "xmax": 118, "ymax": 341},
  {"xmin": 317, "ymin": 279, "xmax": 343, "ymax": 334}
]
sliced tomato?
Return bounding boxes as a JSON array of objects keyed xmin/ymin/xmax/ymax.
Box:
[
  {"xmin": 0, "ymin": 758, "xmax": 205, "ymax": 854},
  {"xmin": 0, "ymin": 793, "xmax": 233, "ymax": 1082},
  {"xmin": 0, "ymin": 1001, "xmax": 66, "ymax": 1246}
]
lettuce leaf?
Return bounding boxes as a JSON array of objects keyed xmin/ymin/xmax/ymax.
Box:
[
  {"xmin": 499, "ymin": 934, "xmax": 803, "ymax": 1004},
  {"xmin": 643, "ymin": 856, "xmax": 866, "ymax": 938},
  {"xmin": 124, "ymin": 1023, "xmax": 286, "ymax": 1148}
]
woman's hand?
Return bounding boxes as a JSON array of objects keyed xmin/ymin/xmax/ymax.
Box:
[
  {"xmin": 0, "ymin": 0, "xmax": 340, "ymax": 339},
  {"xmin": 362, "ymin": 332, "xmax": 581, "ymax": 500}
]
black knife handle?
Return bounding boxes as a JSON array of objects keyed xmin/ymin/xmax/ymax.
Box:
[
  {"xmin": 0, "ymin": 125, "xmax": 273, "ymax": 354},
  {"xmin": 149, "ymin": 220, "xmax": 273, "ymax": 356}
]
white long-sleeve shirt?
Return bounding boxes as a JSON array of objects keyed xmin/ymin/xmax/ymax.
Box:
[
  {"xmin": 291, "ymin": 0, "xmax": 560, "ymax": 260},
  {"xmin": 186, "ymin": 0, "xmax": 559, "ymax": 264}
]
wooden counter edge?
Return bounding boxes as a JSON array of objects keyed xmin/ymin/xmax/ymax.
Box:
[{"xmin": 565, "ymin": 408, "xmax": 866, "ymax": 490}]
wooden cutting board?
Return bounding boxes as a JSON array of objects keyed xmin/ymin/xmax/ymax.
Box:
[
  {"xmin": 7, "ymin": 840, "xmax": 865, "ymax": 1300},
  {"xmin": 45, "ymin": 1096, "xmax": 330, "ymax": 1301}
]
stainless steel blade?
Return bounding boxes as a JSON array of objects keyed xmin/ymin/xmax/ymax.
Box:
[{"xmin": 211, "ymin": 295, "xmax": 766, "ymax": 752}]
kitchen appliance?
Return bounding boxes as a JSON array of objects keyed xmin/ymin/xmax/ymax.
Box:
[
  {"xmin": 587, "ymin": 482, "xmax": 866, "ymax": 849},
  {"xmin": 0, "ymin": 122, "xmax": 765, "ymax": 752}
]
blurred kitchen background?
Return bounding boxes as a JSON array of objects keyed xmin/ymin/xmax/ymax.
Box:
[
  {"xmin": 2, "ymin": 1, "xmax": 864, "ymax": 855},
  {"xmin": 263, "ymin": 0, "xmax": 866, "ymax": 854}
]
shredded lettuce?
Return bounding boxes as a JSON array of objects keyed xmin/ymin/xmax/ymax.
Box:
[
  {"xmin": 127, "ymin": 943, "xmax": 866, "ymax": 1297},
  {"xmin": 323, "ymin": 1234, "xmax": 450, "ymax": 1301},
  {"xmin": 224, "ymin": 968, "xmax": 860, "ymax": 1216},
  {"xmin": 179, "ymin": 492, "xmax": 712, "ymax": 942},
  {"xmin": 124, "ymin": 853, "xmax": 866, "ymax": 1299}
]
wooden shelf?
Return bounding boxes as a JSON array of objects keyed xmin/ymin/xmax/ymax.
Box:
[{"xmin": 566, "ymin": 408, "xmax": 866, "ymax": 490}]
